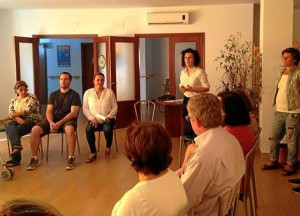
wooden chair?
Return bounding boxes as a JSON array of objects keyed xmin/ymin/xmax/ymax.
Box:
[
  {"xmin": 134, "ymin": 100, "xmax": 156, "ymax": 122},
  {"xmin": 242, "ymin": 127, "xmax": 262, "ymax": 216},
  {"xmin": 219, "ymin": 180, "xmax": 241, "ymax": 216}
]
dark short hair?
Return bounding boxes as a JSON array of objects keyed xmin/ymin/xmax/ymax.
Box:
[
  {"xmin": 124, "ymin": 122, "xmax": 173, "ymax": 175},
  {"xmin": 282, "ymin": 47, "xmax": 300, "ymax": 66},
  {"xmin": 0, "ymin": 198, "xmax": 62, "ymax": 216},
  {"xmin": 218, "ymin": 91, "xmax": 250, "ymax": 126},
  {"xmin": 14, "ymin": 80, "xmax": 28, "ymax": 91},
  {"xmin": 232, "ymin": 89, "xmax": 254, "ymax": 112},
  {"xmin": 60, "ymin": 71, "xmax": 72, "ymax": 81},
  {"xmin": 181, "ymin": 48, "xmax": 201, "ymax": 67},
  {"xmin": 93, "ymin": 72, "xmax": 105, "ymax": 80}
]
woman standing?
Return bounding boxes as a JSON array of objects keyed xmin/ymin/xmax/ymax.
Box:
[
  {"xmin": 179, "ymin": 48, "xmax": 210, "ymax": 142},
  {"xmin": 3, "ymin": 81, "xmax": 41, "ymax": 167},
  {"xmin": 83, "ymin": 72, "xmax": 118, "ymax": 162},
  {"xmin": 262, "ymin": 47, "xmax": 300, "ymax": 175}
]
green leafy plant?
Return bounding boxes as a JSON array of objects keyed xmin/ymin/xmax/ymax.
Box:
[{"xmin": 215, "ymin": 32, "xmax": 262, "ymax": 111}]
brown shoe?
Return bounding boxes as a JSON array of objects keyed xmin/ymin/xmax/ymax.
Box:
[
  {"xmin": 85, "ymin": 153, "xmax": 97, "ymax": 163},
  {"xmin": 281, "ymin": 165, "xmax": 296, "ymax": 176},
  {"xmin": 261, "ymin": 161, "xmax": 279, "ymax": 170},
  {"xmin": 105, "ymin": 148, "xmax": 111, "ymax": 157}
]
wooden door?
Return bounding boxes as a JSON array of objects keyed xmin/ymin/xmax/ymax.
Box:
[
  {"xmin": 93, "ymin": 36, "xmax": 139, "ymax": 128},
  {"xmin": 169, "ymin": 33, "xmax": 205, "ymax": 97},
  {"xmin": 14, "ymin": 36, "xmax": 43, "ymax": 101},
  {"xmin": 81, "ymin": 43, "xmax": 94, "ymax": 95}
]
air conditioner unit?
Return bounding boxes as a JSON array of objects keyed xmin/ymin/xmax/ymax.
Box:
[{"xmin": 147, "ymin": 12, "xmax": 189, "ymax": 25}]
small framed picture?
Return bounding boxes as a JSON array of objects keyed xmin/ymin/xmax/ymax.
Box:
[{"xmin": 57, "ymin": 45, "xmax": 71, "ymax": 67}]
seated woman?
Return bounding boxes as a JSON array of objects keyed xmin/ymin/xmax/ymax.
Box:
[
  {"xmin": 83, "ymin": 72, "xmax": 118, "ymax": 162},
  {"xmin": 112, "ymin": 122, "xmax": 188, "ymax": 215},
  {"xmin": 3, "ymin": 81, "xmax": 41, "ymax": 167},
  {"xmin": 218, "ymin": 91, "xmax": 255, "ymax": 156},
  {"xmin": 233, "ymin": 89, "xmax": 259, "ymax": 135}
]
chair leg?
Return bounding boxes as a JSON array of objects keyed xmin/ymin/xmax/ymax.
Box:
[
  {"xmin": 76, "ymin": 131, "xmax": 80, "ymax": 155},
  {"xmin": 97, "ymin": 131, "xmax": 100, "ymax": 152},
  {"xmin": 244, "ymin": 193, "xmax": 248, "ymax": 216},
  {"xmin": 251, "ymin": 168, "xmax": 258, "ymax": 211},
  {"xmin": 61, "ymin": 134, "xmax": 64, "ymax": 155},
  {"xmin": 39, "ymin": 138, "xmax": 44, "ymax": 159},
  {"xmin": 114, "ymin": 129, "xmax": 118, "ymax": 152},
  {"xmin": 7, "ymin": 139, "xmax": 11, "ymax": 156},
  {"xmin": 179, "ymin": 136, "xmax": 183, "ymax": 167},
  {"xmin": 46, "ymin": 134, "xmax": 50, "ymax": 161}
]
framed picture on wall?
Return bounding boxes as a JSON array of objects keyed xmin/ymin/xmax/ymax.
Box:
[{"xmin": 57, "ymin": 45, "xmax": 71, "ymax": 67}]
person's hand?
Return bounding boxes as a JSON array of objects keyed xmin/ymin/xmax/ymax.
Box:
[
  {"xmin": 50, "ymin": 121, "xmax": 58, "ymax": 132},
  {"xmin": 2, "ymin": 115, "xmax": 11, "ymax": 121},
  {"xmin": 104, "ymin": 117, "xmax": 110, "ymax": 122},
  {"xmin": 15, "ymin": 117, "xmax": 25, "ymax": 125},
  {"xmin": 185, "ymin": 85, "xmax": 194, "ymax": 92},
  {"xmin": 90, "ymin": 119, "xmax": 99, "ymax": 128},
  {"xmin": 180, "ymin": 85, "xmax": 187, "ymax": 93}
]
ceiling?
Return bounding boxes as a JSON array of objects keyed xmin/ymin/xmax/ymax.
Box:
[
  {"xmin": 0, "ymin": 0, "xmax": 299, "ymax": 11},
  {"xmin": 0, "ymin": 0, "xmax": 275, "ymax": 10}
]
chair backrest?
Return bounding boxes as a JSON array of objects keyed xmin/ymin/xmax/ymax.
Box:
[
  {"xmin": 243, "ymin": 127, "xmax": 261, "ymax": 195},
  {"xmin": 218, "ymin": 180, "xmax": 241, "ymax": 216},
  {"xmin": 134, "ymin": 100, "xmax": 156, "ymax": 122}
]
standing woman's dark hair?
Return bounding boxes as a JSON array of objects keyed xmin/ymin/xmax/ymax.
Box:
[
  {"xmin": 181, "ymin": 48, "xmax": 201, "ymax": 67},
  {"xmin": 218, "ymin": 91, "xmax": 250, "ymax": 126},
  {"xmin": 281, "ymin": 47, "xmax": 300, "ymax": 66}
]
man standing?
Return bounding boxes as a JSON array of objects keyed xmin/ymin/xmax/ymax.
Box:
[
  {"xmin": 27, "ymin": 72, "xmax": 81, "ymax": 170},
  {"xmin": 181, "ymin": 93, "xmax": 245, "ymax": 215}
]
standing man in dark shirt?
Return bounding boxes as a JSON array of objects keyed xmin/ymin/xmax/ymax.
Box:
[{"xmin": 27, "ymin": 72, "xmax": 81, "ymax": 171}]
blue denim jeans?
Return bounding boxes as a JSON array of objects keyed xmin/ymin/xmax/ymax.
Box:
[
  {"xmin": 269, "ymin": 111, "xmax": 300, "ymax": 165},
  {"xmin": 85, "ymin": 118, "xmax": 116, "ymax": 153},
  {"xmin": 4, "ymin": 119, "xmax": 36, "ymax": 163}
]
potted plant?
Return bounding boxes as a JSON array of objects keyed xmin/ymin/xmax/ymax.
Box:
[{"xmin": 214, "ymin": 32, "xmax": 262, "ymax": 110}]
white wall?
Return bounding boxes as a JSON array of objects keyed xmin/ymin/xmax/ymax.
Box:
[
  {"xmin": 0, "ymin": 4, "xmax": 255, "ymax": 118},
  {"xmin": 294, "ymin": 9, "xmax": 300, "ymax": 45},
  {"xmin": 0, "ymin": 10, "xmax": 15, "ymax": 116}
]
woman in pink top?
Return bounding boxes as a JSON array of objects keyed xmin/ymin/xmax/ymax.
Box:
[{"xmin": 218, "ymin": 91, "xmax": 255, "ymax": 156}]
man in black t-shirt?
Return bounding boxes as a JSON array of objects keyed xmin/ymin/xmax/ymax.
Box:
[{"xmin": 27, "ymin": 72, "xmax": 81, "ymax": 171}]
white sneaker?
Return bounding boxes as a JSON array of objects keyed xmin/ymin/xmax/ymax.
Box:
[{"xmin": 65, "ymin": 157, "xmax": 76, "ymax": 170}]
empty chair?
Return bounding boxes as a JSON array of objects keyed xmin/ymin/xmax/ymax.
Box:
[{"xmin": 134, "ymin": 100, "xmax": 156, "ymax": 122}]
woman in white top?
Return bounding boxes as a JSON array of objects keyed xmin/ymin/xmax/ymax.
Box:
[
  {"xmin": 83, "ymin": 72, "xmax": 118, "ymax": 162},
  {"xmin": 112, "ymin": 122, "xmax": 188, "ymax": 216},
  {"xmin": 179, "ymin": 48, "xmax": 210, "ymax": 142}
]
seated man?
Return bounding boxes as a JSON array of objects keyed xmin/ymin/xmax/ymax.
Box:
[
  {"xmin": 181, "ymin": 93, "xmax": 245, "ymax": 215},
  {"xmin": 27, "ymin": 72, "xmax": 81, "ymax": 171}
]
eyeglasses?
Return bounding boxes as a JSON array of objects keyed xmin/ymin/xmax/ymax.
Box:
[{"xmin": 185, "ymin": 115, "xmax": 195, "ymax": 122}]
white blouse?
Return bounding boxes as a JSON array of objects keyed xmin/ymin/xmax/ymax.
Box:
[
  {"xmin": 179, "ymin": 67, "xmax": 210, "ymax": 98},
  {"xmin": 83, "ymin": 88, "xmax": 118, "ymax": 123}
]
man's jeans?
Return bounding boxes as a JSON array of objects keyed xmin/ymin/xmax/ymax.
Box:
[
  {"xmin": 269, "ymin": 111, "xmax": 300, "ymax": 165},
  {"xmin": 4, "ymin": 119, "xmax": 35, "ymax": 148}
]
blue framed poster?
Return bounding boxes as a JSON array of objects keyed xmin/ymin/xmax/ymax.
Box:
[{"xmin": 57, "ymin": 45, "xmax": 71, "ymax": 67}]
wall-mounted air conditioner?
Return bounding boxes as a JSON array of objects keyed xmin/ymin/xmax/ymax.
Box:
[{"xmin": 147, "ymin": 12, "xmax": 189, "ymax": 25}]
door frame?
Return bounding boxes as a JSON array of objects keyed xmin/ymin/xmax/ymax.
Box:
[{"xmin": 135, "ymin": 33, "xmax": 205, "ymax": 96}]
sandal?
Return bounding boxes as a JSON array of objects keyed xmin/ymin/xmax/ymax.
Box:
[
  {"xmin": 86, "ymin": 153, "xmax": 97, "ymax": 163},
  {"xmin": 261, "ymin": 161, "xmax": 279, "ymax": 170},
  {"xmin": 5, "ymin": 159, "xmax": 20, "ymax": 167},
  {"xmin": 105, "ymin": 148, "xmax": 111, "ymax": 157},
  {"xmin": 281, "ymin": 165, "xmax": 296, "ymax": 176}
]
